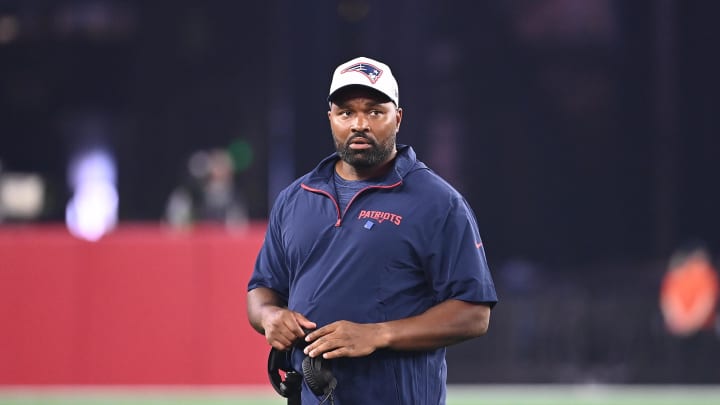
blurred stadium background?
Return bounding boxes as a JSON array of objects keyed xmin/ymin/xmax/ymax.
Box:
[{"xmin": 1, "ymin": 0, "xmax": 719, "ymax": 404}]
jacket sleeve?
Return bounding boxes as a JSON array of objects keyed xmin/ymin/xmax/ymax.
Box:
[
  {"xmin": 247, "ymin": 192, "xmax": 290, "ymax": 303},
  {"xmin": 425, "ymin": 196, "xmax": 497, "ymax": 307}
]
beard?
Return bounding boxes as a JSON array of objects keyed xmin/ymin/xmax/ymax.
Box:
[{"xmin": 335, "ymin": 132, "xmax": 396, "ymax": 169}]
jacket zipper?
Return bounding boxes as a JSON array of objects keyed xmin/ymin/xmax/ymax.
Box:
[{"xmin": 300, "ymin": 181, "xmax": 402, "ymax": 227}]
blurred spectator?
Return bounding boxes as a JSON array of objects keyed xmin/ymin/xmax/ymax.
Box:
[
  {"xmin": 165, "ymin": 148, "xmax": 249, "ymax": 229},
  {"xmin": 0, "ymin": 159, "xmax": 47, "ymax": 223},
  {"xmin": 659, "ymin": 245, "xmax": 719, "ymax": 337}
]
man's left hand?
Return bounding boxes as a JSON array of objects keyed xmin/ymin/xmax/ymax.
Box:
[{"xmin": 303, "ymin": 320, "xmax": 388, "ymax": 359}]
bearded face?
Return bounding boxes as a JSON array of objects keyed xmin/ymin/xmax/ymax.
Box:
[
  {"xmin": 327, "ymin": 86, "xmax": 402, "ymax": 177},
  {"xmin": 334, "ymin": 131, "xmax": 397, "ymax": 169}
]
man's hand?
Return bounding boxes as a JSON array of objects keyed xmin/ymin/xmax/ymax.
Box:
[
  {"xmin": 303, "ymin": 320, "xmax": 388, "ymax": 359},
  {"xmin": 247, "ymin": 287, "xmax": 316, "ymax": 351},
  {"xmin": 261, "ymin": 307, "xmax": 316, "ymax": 351},
  {"xmin": 300, "ymin": 300, "xmax": 491, "ymax": 358}
]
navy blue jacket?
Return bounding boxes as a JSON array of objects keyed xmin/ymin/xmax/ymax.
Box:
[{"xmin": 249, "ymin": 145, "xmax": 497, "ymax": 404}]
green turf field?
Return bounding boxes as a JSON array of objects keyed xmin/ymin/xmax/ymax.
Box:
[{"xmin": 1, "ymin": 385, "xmax": 719, "ymax": 405}]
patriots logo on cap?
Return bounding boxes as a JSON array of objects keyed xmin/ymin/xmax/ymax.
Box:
[{"xmin": 341, "ymin": 62, "xmax": 383, "ymax": 84}]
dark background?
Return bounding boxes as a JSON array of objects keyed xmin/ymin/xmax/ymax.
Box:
[{"xmin": 1, "ymin": 0, "xmax": 719, "ymax": 383}]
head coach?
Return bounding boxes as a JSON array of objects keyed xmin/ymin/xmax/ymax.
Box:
[{"xmin": 247, "ymin": 56, "xmax": 498, "ymax": 405}]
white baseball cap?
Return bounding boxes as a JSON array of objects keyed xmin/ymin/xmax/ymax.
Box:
[{"xmin": 328, "ymin": 56, "xmax": 399, "ymax": 106}]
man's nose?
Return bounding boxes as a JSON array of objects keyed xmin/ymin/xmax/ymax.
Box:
[{"xmin": 350, "ymin": 114, "xmax": 369, "ymax": 132}]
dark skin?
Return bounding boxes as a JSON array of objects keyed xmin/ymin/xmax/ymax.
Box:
[
  {"xmin": 328, "ymin": 86, "xmax": 402, "ymax": 181},
  {"xmin": 247, "ymin": 86, "xmax": 492, "ymax": 359}
]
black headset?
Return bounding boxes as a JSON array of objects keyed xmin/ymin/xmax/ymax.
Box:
[
  {"xmin": 267, "ymin": 347, "xmax": 303, "ymax": 399},
  {"xmin": 267, "ymin": 330, "xmax": 337, "ymax": 400}
]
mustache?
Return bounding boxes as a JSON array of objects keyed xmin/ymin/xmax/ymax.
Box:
[{"xmin": 346, "ymin": 132, "xmax": 377, "ymax": 146}]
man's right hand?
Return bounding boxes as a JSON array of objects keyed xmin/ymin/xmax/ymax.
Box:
[
  {"xmin": 261, "ymin": 307, "xmax": 317, "ymax": 350},
  {"xmin": 247, "ymin": 287, "xmax": 317, "ymax": 350}
]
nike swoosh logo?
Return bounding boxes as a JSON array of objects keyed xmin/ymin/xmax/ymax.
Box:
[{"xmin": 475, "ymin": 242, "xmax": 483, "ymax": 249}]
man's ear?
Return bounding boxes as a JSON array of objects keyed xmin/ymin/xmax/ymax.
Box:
[{"xmin": 395, "ymin": 107, "xmax": 403, "ymax": 133}]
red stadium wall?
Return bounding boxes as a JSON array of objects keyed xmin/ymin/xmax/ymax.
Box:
[{"xmin": 0, "ymin": 223, "xmax": 270, "ymax": 385}]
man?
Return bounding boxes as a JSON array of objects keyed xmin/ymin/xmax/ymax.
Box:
[{"xmin": 247, "ymin": 56, "xmax": 497, "ymax": 404}]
